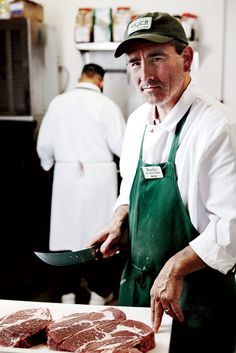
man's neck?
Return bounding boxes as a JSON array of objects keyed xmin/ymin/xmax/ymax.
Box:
[{"xmin": 155, "ymin": 76, "xmax": 191, "ymax": 122}]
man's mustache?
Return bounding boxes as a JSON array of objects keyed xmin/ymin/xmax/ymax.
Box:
[{"xmin": 140, "ymin": 80, "xmax": 162, "ymax": 90}]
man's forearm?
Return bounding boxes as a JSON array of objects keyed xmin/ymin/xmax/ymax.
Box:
[
  {"xmin": 112, "ymin": 204, "xmax": 129, "ymax": 229},
  {"xmin": 171, "ymin": 245, "xmax": 207, "ymax": 277}
]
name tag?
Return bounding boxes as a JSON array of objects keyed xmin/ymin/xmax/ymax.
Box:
[{"xmin": 142, "ymin": 166, "xmax": 163, "ymax": 179}]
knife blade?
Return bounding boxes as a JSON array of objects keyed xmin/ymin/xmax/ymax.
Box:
[{"xmin": 34, "ymin": 245, "xmax": 102, "ymax": 267}]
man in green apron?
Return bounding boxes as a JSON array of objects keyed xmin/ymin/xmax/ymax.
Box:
[{"xmin": 89, "ymin": 12, "xmax": 236, "ymax": 353}]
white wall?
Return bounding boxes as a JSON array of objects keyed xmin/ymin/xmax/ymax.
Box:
[
  {"xmin": 36, "ymin": 0, "xmax": 235, "ymax": 111},
  {"xmin": 223, "ymin": 0, "xmax": 236, "ymax": 111}
]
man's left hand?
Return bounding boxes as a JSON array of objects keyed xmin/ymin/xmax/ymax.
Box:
[
  {"xmin": 150, "ymin": 258, "xmax": 184, "ymax": 333},
  {"xmin": 150, "ymin": 245, "xmax": 207, "ymax": 332}
]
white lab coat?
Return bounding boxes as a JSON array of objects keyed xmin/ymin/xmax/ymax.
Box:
[
  {"xmin": 115, "ymin": 82, "xmax": 236, "ymax": 274},
  {"xmin": 37, "ymin": 83, "xmax": 126, "ymax": 251}
]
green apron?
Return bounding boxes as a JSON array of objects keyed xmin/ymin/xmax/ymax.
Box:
[{"xmin": 119, "ymin": 107, "xmax": 236, "ymax": 352}]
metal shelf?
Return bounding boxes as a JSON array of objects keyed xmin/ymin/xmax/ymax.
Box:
[{"xmin": 76, "ymin": 42, "xmax": 120, "ymax": 52}]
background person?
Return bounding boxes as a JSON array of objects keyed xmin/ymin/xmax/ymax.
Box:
[
  {"xmin": 89, "ymin": 12, "xmax": 236, "ymax": 353},
  {"xmin": 37, "ymin": 63, "xmax": 126, "ymax": 305}
]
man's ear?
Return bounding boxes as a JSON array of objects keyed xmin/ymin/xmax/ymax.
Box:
[
  {"xmin": 182, "ymin": 46, "xmax": 194, "ymax": 72},
  {"xmin": 98, "ymin": 79, "xmax": 104, "ymax": 91}
]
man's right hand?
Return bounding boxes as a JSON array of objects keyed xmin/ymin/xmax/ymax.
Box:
[{"xmin": 88, "ymin": 204, "xmax": 128, "ymax": 258}]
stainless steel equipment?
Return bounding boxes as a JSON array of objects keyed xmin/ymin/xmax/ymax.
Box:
[{"xmin": 0, "ymin": 17, "xmax": 58, "ymax": 127}]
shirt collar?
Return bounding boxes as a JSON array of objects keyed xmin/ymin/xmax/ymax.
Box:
[{"xmin": 75, "ymin": 82, "xmax": 101, "ymax": 93}]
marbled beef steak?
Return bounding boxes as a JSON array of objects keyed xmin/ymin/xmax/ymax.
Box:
[
  {"xmin": 66, "ymin": 319, "xmax": 154, "ymax": 353},
  {"xmin": 47, "ymin": 307, "xmax": 126, "ymax": 350},
  {"xmin": 90, "ymin": 349, "xmax": 141, "ymax": 353},
  {"xmin": 0, "ymin": 307, "xmax": 52, "ymax": 348},
  {"xmin": 47, "ymin": 307, "xmax": 155, "ymax": 353}
]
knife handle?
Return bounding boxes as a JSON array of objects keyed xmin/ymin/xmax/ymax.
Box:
[{"xmin": 93, "ymin": 244, "xmax": 104, "ymax": 260}]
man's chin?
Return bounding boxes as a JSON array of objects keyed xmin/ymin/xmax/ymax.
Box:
[{"xmin": 142, "ymin": 94, "xmax": 161, "ymax": 105}]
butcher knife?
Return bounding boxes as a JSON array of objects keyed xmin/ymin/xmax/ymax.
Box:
[{"xmin": 34, "ymin": 245, "xmax": 103, "ymax": 267}]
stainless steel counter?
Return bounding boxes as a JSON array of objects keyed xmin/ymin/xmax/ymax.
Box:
[{"xmin": 0, "ymin": 299, "xmax": 172, "ymax": 353}]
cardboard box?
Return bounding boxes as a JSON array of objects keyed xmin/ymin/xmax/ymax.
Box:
[{"xmin": 9, "ymin": 0, "xmax": 43, "ymax": 22}]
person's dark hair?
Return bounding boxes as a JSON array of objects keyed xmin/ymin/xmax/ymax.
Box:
[
  {"xmin": 82, "ymin": 63, "xmax": 105, "ymax": 79},
  {"xmin": 170, "ymin": 39, "xmax": 188, "ymax": 55}
]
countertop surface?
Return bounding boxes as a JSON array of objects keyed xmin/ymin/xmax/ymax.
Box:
[{"xmin": 0, "ymin": 299, "xmax": 172, "ymax": 353}]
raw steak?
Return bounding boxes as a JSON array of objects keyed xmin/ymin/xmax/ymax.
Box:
[
  {"xmin": 47, "ymin": 307, "xmax": 127, "ymax": 351},
  {"xmin": 92, "ymin": 349, "xmax": 142, "ymax": 353},
  {"xmin": 53, "ymin": 318, "xmax": 155, "ymax": 353},
  {"xmin": 0, "ymin": 307, "xmax": 52, "ymax": 348},
  {"xmin": 73, "ymin": 319, "xmax": 154, "ymax": 353}
]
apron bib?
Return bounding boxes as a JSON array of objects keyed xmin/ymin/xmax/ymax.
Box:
[{"xmin": 119, "ymin": 107, "xmax": 236, "ymax": 336}]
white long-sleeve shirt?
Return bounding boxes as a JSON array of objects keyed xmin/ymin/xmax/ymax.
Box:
[
  {"xmin": 115, "ymin": 82, "xmax": 236, "ymax": 274},
  {"xmin": 37, "ymin": 83, "xmax": 125, "ymax": 170},
  {"xmin": 37, "ymin": 82, "xmax": 126, "ymax": 250}
]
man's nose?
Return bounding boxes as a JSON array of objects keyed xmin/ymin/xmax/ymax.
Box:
[{"xmin": 140, "ymin": 61, "xmax": 153, "ymax": 81}]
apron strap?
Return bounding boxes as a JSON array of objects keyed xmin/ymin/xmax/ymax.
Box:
[
  {"xmin": 138, "ymin": 126, "xmax": 147, "ymax": 162},
  {"xmin": 168, "ymin": 105, "xmax": 192, "ymax": 164},
  {"xmin": 131, "ymin": 262, "xmax": 156, "ymax": 288}
]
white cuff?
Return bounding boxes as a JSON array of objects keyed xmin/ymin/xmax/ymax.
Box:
[{"xmin": 190, "ymin": 236, "xmax": 235, "ymax": 274}]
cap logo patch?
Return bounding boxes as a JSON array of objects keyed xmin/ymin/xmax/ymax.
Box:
[{"xmin": 127, "ymin": 17, "xmax": 152, "ymax": 36}]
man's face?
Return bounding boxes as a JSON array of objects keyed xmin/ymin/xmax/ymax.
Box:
[{"xmin": 126, "ymin": 40, "xmax": 192, "ymax": 108}]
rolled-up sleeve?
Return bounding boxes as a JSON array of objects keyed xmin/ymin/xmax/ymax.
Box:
[{"xmin": 190, "ymin": 123, "xmax": 236, "ymax": 274}]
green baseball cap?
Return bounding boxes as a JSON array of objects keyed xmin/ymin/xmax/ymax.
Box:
[{"xmin": 114, "ymin": 12, "xmax": 188, "ymax": 58}]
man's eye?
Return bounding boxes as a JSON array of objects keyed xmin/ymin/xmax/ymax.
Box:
[
  {"xmin": 152, "ymin": 57, "xmax": 161, "ymax": 62},
  {"xmin": 128, "ymin": 61, "xmax": 140, "ymax": 69}
]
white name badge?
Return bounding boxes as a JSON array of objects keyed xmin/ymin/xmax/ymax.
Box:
[{"xmin": 142, "ymin": 166, "xmax": 163, "ymax": 179}]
